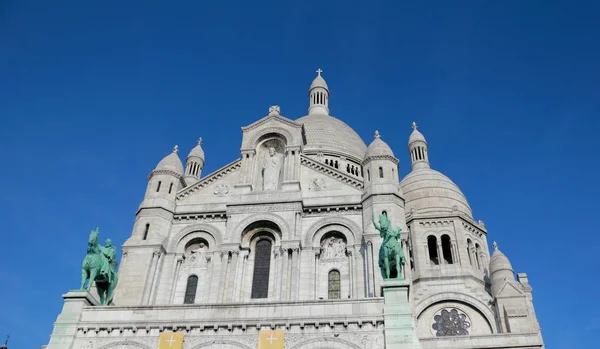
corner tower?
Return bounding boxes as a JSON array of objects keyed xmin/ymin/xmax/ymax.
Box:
[{"xmin": 308, "ymin": 68, "xmax": 329, "ymax": 115}]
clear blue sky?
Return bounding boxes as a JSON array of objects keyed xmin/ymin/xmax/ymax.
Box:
[{"xmin": 1, "ymin": 1, "xmax": 598, "ymax": 348}]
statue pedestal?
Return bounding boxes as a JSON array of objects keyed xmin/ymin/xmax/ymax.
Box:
[
  {"xmin": 381, "ymin": 280, "xmax": 421, "ymax": 349},
  {"xmin": 45, "ymin": 290, "xmax": 98, "ymax": 349}
]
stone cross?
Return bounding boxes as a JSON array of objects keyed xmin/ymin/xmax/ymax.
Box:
[
  {"xmin": 172, "ymin": 145, "xmax": 179, "ymax": 153},
  {"xmin": 316, "ymin": 68, "xmax": 323, "ymax": 76},
  {"xmin": 374, "ymin": 130, "xmax": 381, "ymax": 139},
  {"xmin": 412, "ymin": 121, "xmax": 418, "ymax": 130},
  {"xmin": 493, "ymin": 241, "xmax": 498, "ymax": 250},
  {"xmin": 197, "ymin": 138, "xmax": 203, "ymax": 146},
  {"xmin": 269, "ymin": 105, "xmax": 281, "ymax": 116}
]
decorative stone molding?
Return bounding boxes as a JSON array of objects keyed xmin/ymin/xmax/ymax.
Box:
[
  {"xmin": 243, "ymin": 125, "xmax": 301, "ymax": 150},
  {"xmin": 289, "ymin": 336, "xmax": 363, "ymax": 349},
  {"xmin": 304, "ymin": 216, "xmax": 361, "ymax": 247},
  {"xmin": 173, "ymin": 212, "xmax": 227, "ymax": 223},
  {"xmin": 229, "ymin": 191, "xmax": 300, "ymax": 204},
  {"xmin": 418, "ymin": 220, "xmax": 453, "ymax": 228},
  {"xmin": 301, "ymin": 155, "xmax": 364, "ymax": 190},
  {"xmin": 137, "ymin": 207, "xmax": 174, "ymax": 221},
  {"xmin": 227, "ymin": 202, "xmax": 302, "ymax": 215},
  {"xmin": 148, "ymin": 169, "xmax": 182, "ymax": 180},
  {"xmin": 302, "ymin": 204, "xmax": 361, "ymax": 217},
  {"xmin": 177, "ymin": 160, "xmax": 241, "ymax": 199},
  {"xmin": 168, "ymin": 223, "xmax": 223, "ymax": 253},
  {"xmin": 362, "ymin": 194, "xmax": 403, "ymax": 208},
  {"xmin": 233, "ymin": 213, "xmax": 291, "ymax": 240},
  {"xmin": 308, "ymin": 177, "xmax": 327, "ymax": 191},
  {"xmin": 213, "ymin": 184, "xmax": 229, "ymax": 196},
  {"xmin": 96, "ymin": 340, "xmax": 153, "ymax": 349},
  {"xmin": 462, "ymin": 221, "xmax": 485, "ymax": 238}
]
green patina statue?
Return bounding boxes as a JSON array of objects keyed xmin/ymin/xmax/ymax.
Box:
[
  {"xmin": 372, "ymin": 212, "xmax": 407, "ymax": 280},
  {"xmin": 80, "ymin": 228, "xmax": 119, "ymax": 305}
]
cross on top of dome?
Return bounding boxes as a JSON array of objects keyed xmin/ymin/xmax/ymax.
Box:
[
  {"xmin": 374, "ymin": 130, "xmax": 381, "ymax": 139},
  {"xmin": 412, "ymin": 121, "xmax": 418, "ymax": 130},
  {"xmin": 172, "ymin": 145, "xmax": 179, "ymax": 154},
  {"xmin": 316, "ymin": 68, "xmax": 323, "ymax": 77}
]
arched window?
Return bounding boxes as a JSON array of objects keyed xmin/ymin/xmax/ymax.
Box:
[
  {"xmin": 379, "ymin": 167, "xmax": 384, "ymax": 178},
  {"xmin": 142, "ymin": 223, "xmax": 150, "ymax": 240},
  {"xmin": 156, "ymin": 181, "xmax": 161, "ymax": 192},
  {"xmin": 475, "ymin": 243, "xmax": 481, "ymax": 269},
  {"xmin": 184, "ymin": 275, "xmax": 198, "ymax": 304},
  {"xmin": 467, "ymin": 239, "xmax": 473, "ymax": 266},
  {"xmin": 441, "ymin": 235, "xmax": 453, "ymax": 264},
  {"xmin": 251, "ymin": 239, "xmax": 272, "ymax": 299},
  {"xmin": 427, "ymin": 236, "xmax": 439, "ymax": 265},
  {"xmin": 328, "ymin": 270, "xmax": 341, "ymax": 299},
  {"xmin": 168, "ymin": 182, "xmax": 173, "ymax": 194}
]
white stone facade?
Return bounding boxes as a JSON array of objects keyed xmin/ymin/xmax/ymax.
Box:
[{"xmin": 45, "ymin": 71, "xmax": 544, "ymax": 349}]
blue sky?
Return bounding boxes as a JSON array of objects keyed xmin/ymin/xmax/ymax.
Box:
[{"xmin": 0, "ymin": 1, "xmax": 598, "ymax": 348}]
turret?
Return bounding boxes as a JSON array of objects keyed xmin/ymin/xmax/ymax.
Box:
[
  {"xmin": 362, "ymin": 130, "xmax": 401, "ymax": 196},
  {"xmin": 184, "ymin": 138, "xmax": 205, "ymax": 185},
  {"xmin": 408, "ymin": 122, "xmax": 430, "ymax": 170},
  {"xmin": 308, "ymin": 68, "xmax": 330, "ymax": 115},
  {"xmin": 489, "ymin": 241, "xmax": 515, "ymax": 297},
  {"xmin": 142, "ymin": 145, "xmax": 183, "ymax": 209}
]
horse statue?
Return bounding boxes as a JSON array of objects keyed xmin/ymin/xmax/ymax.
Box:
[
  {"xmin": 80, "ymin": 228, "xmax": 119, "ymax": 305},
  {"xmin": 372, "ymin": 212, "xmax": 407, "ymax": 280}
]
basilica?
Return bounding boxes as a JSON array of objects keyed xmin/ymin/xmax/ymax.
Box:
[{"xmin": 45, "ymin": 71, "xmax": 545, "ymax": 349}]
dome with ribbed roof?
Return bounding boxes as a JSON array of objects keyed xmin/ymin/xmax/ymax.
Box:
[
  {"xmin": 408, "ymin": 127, "xmax": 426, "ymax": 145},
  {"xmin": 187, "ymin": 138, "xmax": 205, "ymax": 160},
  {"xmin": 155, "ymin": 146, "xmax": 184, "ymax": 175},
  {"xmin": 400, "ymin": 168, "xmax": 473, "ymax": 218},
  {"xmin": 296, "ymin": 114, "xmax": 367, "ymax": 162},
  {"xmin": 365, "ymin": 130, "xmax": 394, "ymax": 159}
]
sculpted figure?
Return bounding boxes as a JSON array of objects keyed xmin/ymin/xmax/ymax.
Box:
[
  {"xmin": 80, "ymin": 228, "xmax": 119, "ymax": 305},
  {"xmin": 262, "ymin": 146, "xmax": 281, "ymax": 191},
  {"xmin": 372, "ymin": 212, "xmax": 406, "ymax": 279}
]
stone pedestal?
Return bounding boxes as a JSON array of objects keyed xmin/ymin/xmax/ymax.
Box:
[
  {"xmin": 45, "ymin": 290, "xmax": 98, "ymax": 349},
  {"xmin": 381, "ymin": 279, "xmax": 421, "ymax": 349}
]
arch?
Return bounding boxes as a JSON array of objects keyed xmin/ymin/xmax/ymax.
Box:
[
  {"xmin": 234, "ymin": 213, "xmax": 290, "ymax": 245},
  {"xmin": 304, "ymin": 216, "xmax": 361, "ymax": 247},
  {"xmin": 168, "ymin": 223, "xmax": 222, "ymax": 253},
  {"xmin": 245, "ymin": 127, "xmax": 295, "ymax": 150},
  {"xmin": 190, "ymin": 340, "xmax": 252, "ymax": 349},
  {"xmin": 97, "ymin": 341, "xmax": 151, "ymax": 349},
  {"xmin": 290, "ymin": 337, "xmax": 362, "ymax": 349},
  {"xmin": 251, "ymin": 238, "xmax": 273, "ymax": 299},
  {"xmin": 427, "ymin": 235, "xmax": 439, "ymax": 265},
  {"xmin": 415, "ymin": 292, "xmax": 496, "ymax": 333},
  {"xmin": 441, "ymin": 234, "xmax": 453, "ymax": 264}
]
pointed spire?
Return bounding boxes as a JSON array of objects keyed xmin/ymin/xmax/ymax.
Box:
[
  {"xmin": 408, "ymin": 121, "xmax": 430, "ymax": 171},
  {"xmin": 308, "ymin": 68, "xmax": 330, "ymax": 115}
]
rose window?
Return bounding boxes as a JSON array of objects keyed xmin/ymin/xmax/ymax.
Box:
[{"xmin": 432, "ymin": 308, "xmax": 471, "ymax": 336}]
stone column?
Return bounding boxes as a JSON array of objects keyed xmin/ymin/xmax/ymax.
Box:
[
  {"xmin": 347, "ymin": 248, "xmax": 354, "ymax": 299},
  {"xmin": 381, "ymin": 280, "xmax": 422, "ymax": 349},
  {"xmin": 148, "ymin": 252, "xmax": 164, "ymax": 304},
  {"xmin": 281, "ymin": 248, "xmax": 290, "ymax": 300},
  {"xmin": 45, "ymin": 290, "xmax": 99, "ymax": 349},
  {"xmin": 235, "ymin": 250, "xmax": 249, "ymax": 301},
  {"xmin": 142, "ymin": 251, "xmax": 160, "ymax": 305},
  {"xmin": 314, "ymin": 248, "xmax": 320, "ymax": 299},
  {"xmin": 169, "ymin": 255, "xmax": 184, "ymax": 304},
  {"xmin": 218, "ymin": 251, "xmax": 229, "ymax": 302},
  {"xmin": 366, "ymin": 241, "xmax": 375, "ymax": 297},
  {"xmin": 437, "ymin": 240, "xmax": 444, "ymax": 265},
  {"xmin": 227, "ymin": 250, "xmax": 240, "ymax": 301},
  {"xmin": 274, "ymin": 248, "xmax": 282, "ymax": 299},
  {"xmin": 291, "ymin": 248, "xmax": 300, "ymax": 300}
]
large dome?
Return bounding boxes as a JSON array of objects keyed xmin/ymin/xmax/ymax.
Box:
[
  {"xmin": 400, "ymin": 168, "xmax": 473, "ymax": 218},
  {"xmin": 296, "ymin": 114, "xmax": 367, "ymax": 161}
]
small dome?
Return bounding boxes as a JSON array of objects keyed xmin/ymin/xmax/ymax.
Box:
[
  {"xmin": 155, "ymin": 146, "xmax": 184, "ymax": 175},
  {"xmin": 296, "ymin": 114, "xmax": 367, "ymax": 162},
  {"xmin": 409, "ymin": 122, "xmax": 427, "ymax": 145},
  {"xmin": 187, "ymin": 138, "xmax": 205, "ymax": 160},
  {"xmin": 310, "ymin": 69, "xmax": 329, "ymax": 91},
  {"xmin": 400, "ymin": 168, "xmax": 473, "ymax": 218},
  {"xmin": 489, "ymin": 243, "xmax": 514, "ymax": 275},
  {"xmin": 365, "ymin": 131, "xmax": 395, "ymax": 158}
]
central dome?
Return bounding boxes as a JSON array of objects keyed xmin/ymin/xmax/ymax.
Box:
[{"xmin": 296, "ymin": 114, "xmax": 367, "ymax": 162}]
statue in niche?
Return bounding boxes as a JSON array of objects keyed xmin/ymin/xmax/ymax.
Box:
[
  {"xmin": 320, "ymin": 236, "xmax": 347, "ymax": 260},
  {"xmin": 261, "ymin": 145, "xmax": 281, "ymax": 191},
  {"xmin": 186, "ymin": 242, "xmax": 209, "ymax": 268}
]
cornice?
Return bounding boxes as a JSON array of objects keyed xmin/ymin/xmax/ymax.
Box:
[
  {"xmin": 301, "ymin": 155, "xmax": 363, "ymax": 190},
  {"xmin": 177, "ymin": 159, "xmax": 241, "ymax": 200}
]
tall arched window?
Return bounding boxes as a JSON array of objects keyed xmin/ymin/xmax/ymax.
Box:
[
  {"xmin": 251, "ymin": 239, "xmax": 272, "ymax": 299},
  {"xmin": 328, "ymin": 270, "xmax": 341, "ymax": 299},
  {"xmin": 142, "ymin": 223, "xmax": 150, "ymax": 240},
  {"xmin": 441, "ymin": 235, "xmax": 453, "ymax": 264},
  {"xmin": 184, "ymin": 275, "xmax": 198, "ymax": 304},
  {"xmin": 427, "ymin": 236, "xmax": 439, "ymax": 265},
  {"xmin": 156, "ymin": 181, "xmax": 162, "ymax": 192},
  {"xmin": 379, "ymin": 167, "xmax": 384, "ymax": 178},
  {"xmin": 168, "ymin": 182, "xmax": 173, "ymax": 194},
  {"xmin": 467, "ymin": 239, "xmax": 473, "ymax": 266},
  {"xmin": 475, "ymin": 243, "xmax": 481, "ymax": 269}
]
